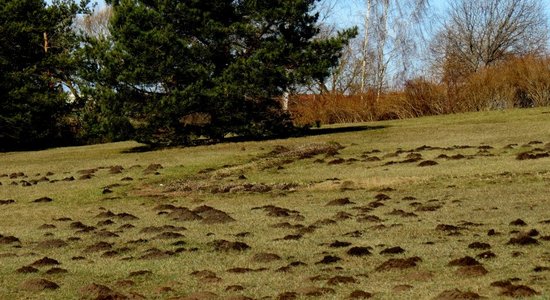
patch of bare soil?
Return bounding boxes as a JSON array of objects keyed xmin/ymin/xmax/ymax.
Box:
[
  {"xmin": 210, "ymin": 240, "xmax": 250, "ymax": 251},
  {"xmin": 376, "ymin": 257, "xmax": 421, "ymax": 271},
  {"xmin": 20, "ymin": 278, "xmax": 59, "ymax": 291},
  {"xmin": 0, "ymin": 199, "xmax": 15, "ymax": 205},
  {"xmin": 433, "ymin": 289, "xmax": 484, "ymax": 299}
]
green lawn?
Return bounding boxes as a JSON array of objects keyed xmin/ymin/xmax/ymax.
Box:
[{"xmin": 1, "ymin": 107, "xmax": 549, "ymax": 299}]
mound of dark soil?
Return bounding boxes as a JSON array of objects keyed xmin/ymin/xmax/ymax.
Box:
[
  {"xmin": 20, "ymin": 278, "xmax": 59, "ymax": 291},
  {"xmin": 418, "ymin": 160, "xmax": 438, "ymax": 167},
  {"xmin": 194, "ymin": 206, "xmax": 235, "ymax": 224},
  {"xmin": 516, "ymin": 151, "xmax": 549, "ymax": 160},
  {"xmin": 347, "ymin": 247, "xmax": 372, "ymax": 256},
  {"xmin": 79, "ymin": 283, "xmax": 126, "ymax": 299},
  {"xmin": 129, "ymin": 270, "xmax": 153, "ymax": 277},
  {"xmin": 115, "ymin": 212, "xmax": 139, "ymax": 221},
  {"xmin": 448, "ymin": 256, "xmax": 480, "ymax": 266},
  {"xmin": 326, "ymin": 197, "xmax": 355, "ymax": 206},
  {"xmin": 468, "ymin": 242, "xmax": 491, "ymax": 250},
  {"xmin": 169, "ymin": 207, "xmax": 203, "ymax": 221},
  {"xmin": 253, "ymin": 205, "xmax": 303, "ymax": 219},
  {"xmin": 0, "ymin": 235, "xmax": 20, "ymax": 244},
  {"xmin": 210, "ymin": 240, "xmax": 250, "ymax": 251},
  {"xmin": 38, "ymin": 224, "xmax": 56, "ymax": 229},
  {"xmin": 109, "ymin": 165, "xmax": 124, "ymax": 174},
  {"xmin": 316, "ymin": 255, "xmax": 341, "ymax": 264},
  {"xmin": 436, "ymin": 224, "xmax": 461, "ymax": 231},
  {"xmin": 476, "ymin": 251, "xmax": 497, "ymax": 259},
  {"xmin": 509, "ymin": 219, "xmax": 527, "ymax": 226},
  {"xmin": 380, "ymin": 246, "xmax": 405, "ymax": 255},
  {"xmin": 327, "ymin": 276, "xmax": 357, "ymax": 285},
  {"xmin": 31, "ymin": 257, "xmax": 60, "ymax": 267},
  {"xmin": 506, "ymin": 235, "xmax": 539, "ymax": 245},
  {"xmin": 16, "ymin": 266, "xmax": 39, "ymax": 273},
  {"xmin": 32, "ymin": 196, "xmax": 53, "ymax": 203},
  {"xmin": 329, "ymin": 241, "xmax": 352, "ymax": 248},
  {"xmin": 153, "ymin": 232, "xmax": 185, "ymax": 239},
  {"xmin": 139, "ymin": 248, "xmax": 175, "ymax": 260},
  {"xmin": 296, "ymin": 286, "xmax": 335, "ymax": 296},
  {"xmin": 456, "ymin": 265, "xmax": 488, "ymax": 277},
  {"xmin": 376, "ymin": 257, "xmax": 421, "ymax": 271},
  {"xmin": 36, "ymin": 239, "xmax": 68, "ymax": 249},
  {"xmin": 348, "ymin": 290, "xmax": 373, "ymax": 298},
  {"xmin": 499, "ymin": 284, "xmax": 539, "ymax": 297},
  {"xmin": 144, "ymin": 163, "xmax": 163, "ymax": 174},
  {"xmin": 252, "ymin": 252, "xmax": 281, "ymax": 262},
  {"xmin": 45, "ymin": 267, "xmax": 68, "ymax": 275},
  {"xmin": 84, "ymin": 242, "xmax": 113, "ymax": 253},
  {"xmin": 433, "ymin": 289, "xmax": 484, "ymax": 299}
]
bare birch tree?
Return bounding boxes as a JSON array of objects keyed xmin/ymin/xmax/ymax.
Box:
[
  {"xmin": 437, "ymin": 0, "xmax": 548, "ymax": 77},
  {"xmin": 358, "ymin": 0, "xmax": 431, "ymax": 102}
]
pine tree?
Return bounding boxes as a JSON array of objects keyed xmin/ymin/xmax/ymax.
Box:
[
  {"xmin": 0, "ymin": 0, "xmax": 84, "ymax": 151},
  {"xmin": 83, "ymin": 0, "xmax": 357, "ymax": 145}
]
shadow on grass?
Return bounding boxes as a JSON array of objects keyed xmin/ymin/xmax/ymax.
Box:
[{"xmin": 122, "ymin": 124, "xmax": 387, "ymax": 153}]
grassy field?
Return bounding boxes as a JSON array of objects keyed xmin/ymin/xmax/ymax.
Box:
[{"xmin": 1, "ymin": 107, "xmax": 550, "ymax": 300}]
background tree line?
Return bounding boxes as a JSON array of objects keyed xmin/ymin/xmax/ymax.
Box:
[
  {"xmin": 292, "ymin": 0, "xmax": 550, "ymax": 125},
  {"xmin": 1, "ymin": 0, "xmax": 549, "ymax": 151}
]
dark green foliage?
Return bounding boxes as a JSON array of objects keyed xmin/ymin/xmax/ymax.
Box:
[
  {"xmin": 0, "ymin": 0, "xmax": 85, "ymax": 151},
  {"xmin": 83, "ymin": 0, "xmax": 356, "ymax": 145}
]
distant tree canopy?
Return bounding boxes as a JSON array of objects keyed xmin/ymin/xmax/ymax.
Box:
[
  {"xmin": 0, "ymin": 0, "xmax": 85, "ymax": 151},
  {"xmin": 80, "ymin": 0, "xmax": 357, "ymax": 146}
]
